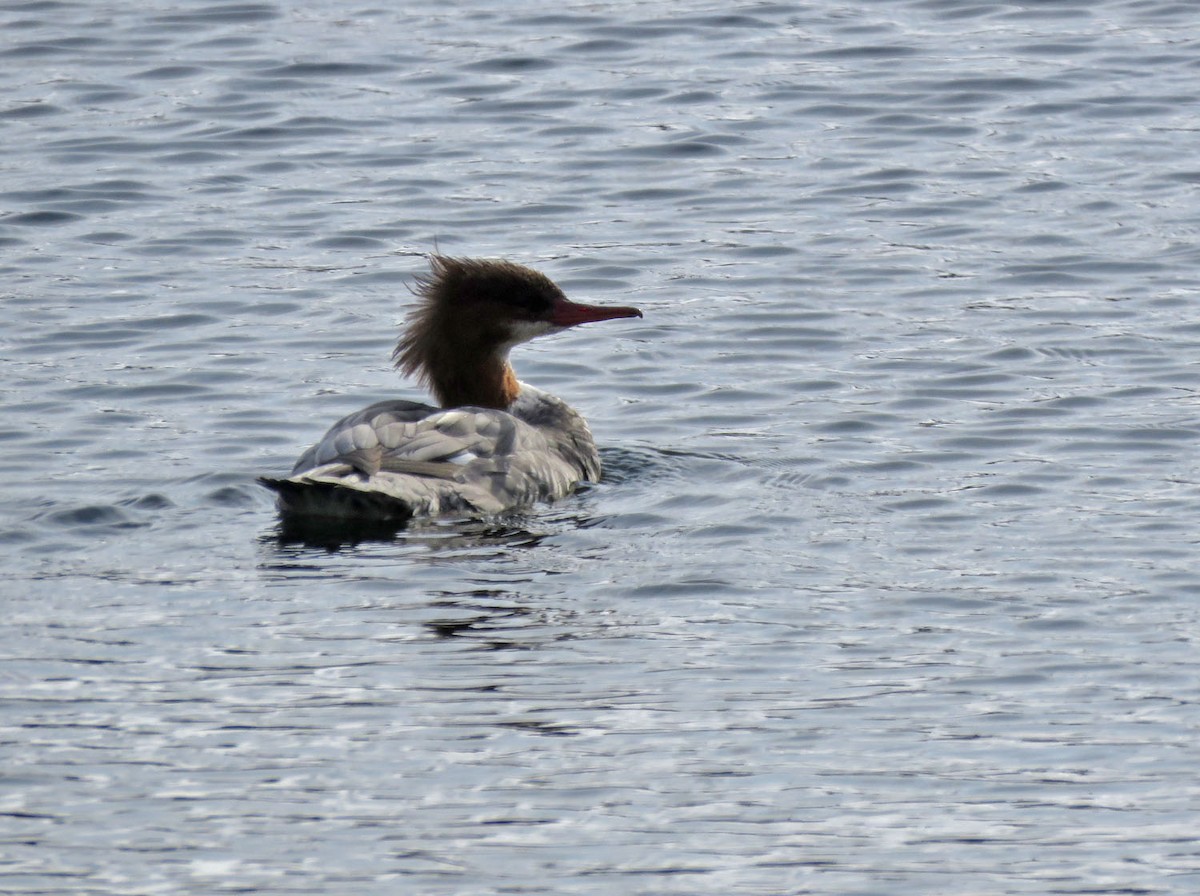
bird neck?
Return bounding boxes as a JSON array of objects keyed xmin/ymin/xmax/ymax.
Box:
[{"xmin": 428, "ymin": 350, "xmax": 521, "ymax": 410}]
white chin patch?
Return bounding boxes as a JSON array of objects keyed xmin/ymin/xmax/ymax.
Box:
[{"xmin": 504, "ymin": 319, "xmax": 561, "ymax": 348}]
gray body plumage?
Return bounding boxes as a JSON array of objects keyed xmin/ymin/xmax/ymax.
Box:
[{"xmin": 261, "ymin": 385, "xmax": 601, "ymax": 522}]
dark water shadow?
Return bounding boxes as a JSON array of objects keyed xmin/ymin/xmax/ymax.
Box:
[
  {"xmin": 264, "ymin": 510, "xmax": 551, "ymax": 554},
  {"xmin": 270, "ymin": 512, "xmax": 413, "ymax": 550}
]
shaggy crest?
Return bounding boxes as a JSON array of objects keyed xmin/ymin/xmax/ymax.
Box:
[{"xmin": 392, "ymin": 255, "xmax": 566, "ymax": 409}]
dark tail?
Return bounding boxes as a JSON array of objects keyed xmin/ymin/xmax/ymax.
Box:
[{"xmin": 258, "ymin": 477, "xmax": 416, "ymax": 524}]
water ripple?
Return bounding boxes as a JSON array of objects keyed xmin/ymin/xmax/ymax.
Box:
[{"xmin": 3, "ymin": 1, "xmax": 1200, "ymax": 893}]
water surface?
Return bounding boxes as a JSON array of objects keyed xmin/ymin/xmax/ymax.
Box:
[{"xmin": 3, "ymin": 1, "xmax": 1200, "ymax": 893}]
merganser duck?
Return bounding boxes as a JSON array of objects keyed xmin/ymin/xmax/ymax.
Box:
[{"xmin": 260, "ymin": 255, "xmax": 642, "ymax": 522}]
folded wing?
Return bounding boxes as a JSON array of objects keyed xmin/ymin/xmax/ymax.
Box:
[{"xmin": 262, "ymin": 398, "xmax": 593, "ymax": 521}]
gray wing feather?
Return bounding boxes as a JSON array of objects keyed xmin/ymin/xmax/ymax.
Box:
[{"xmin": 269, "ymin": 389, "xmax": 600, "ymax": 520}]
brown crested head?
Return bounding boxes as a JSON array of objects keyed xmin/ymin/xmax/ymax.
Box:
[{"xmin": 393, "ymin": 255, "xmax": 641, "ymax": 409}]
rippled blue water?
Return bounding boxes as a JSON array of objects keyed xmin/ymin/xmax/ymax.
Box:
[{"xmin": 3, "ymin": 1, "xmax": 1200, "ymax": 893}]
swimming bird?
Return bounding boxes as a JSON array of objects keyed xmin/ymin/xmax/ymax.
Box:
[{"xmin": 260, "ymin": 255, "xmax": 642, "ymax": 523}]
